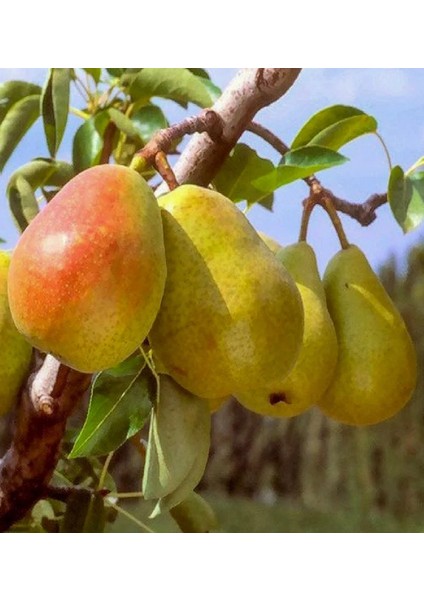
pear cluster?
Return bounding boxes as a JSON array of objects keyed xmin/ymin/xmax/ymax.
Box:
[{"xmin": 3, "ymin": 165, "xmax": 418, "ymax": 426}]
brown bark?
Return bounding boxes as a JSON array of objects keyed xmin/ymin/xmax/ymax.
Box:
[{"xmin": 0, "ymin": 68, "xmax": 302, "ymax": 531}]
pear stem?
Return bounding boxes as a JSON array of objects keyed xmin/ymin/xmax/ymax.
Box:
[
  {"xmin": 154, "ymin": 151, "xmax": 179, "ymax": 191},
  {"xmin": 302, "ymin": 178, "xmax": 350, "ymax": 249},
  {"xmin": 299, "ymin": 199, "xmax": 316, "ymax": 242},
  {"xmin": 322, "ymin": 194, "xmax": 350, "ymax": 250}
]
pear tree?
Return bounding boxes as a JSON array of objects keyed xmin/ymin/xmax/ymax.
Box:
[{"xmin": 0, "ymin": 68, "xmax": 422, "ymax": 533}]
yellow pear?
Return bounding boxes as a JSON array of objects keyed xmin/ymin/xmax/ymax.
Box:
[
  {"xmin": 318, "ymin": 245, "xmax": 417, "ymax": 426},
  {"xmin": 237, "ymin": 242, "xmax": 338, "ymax": 417},
  {"xmin": 258, "ymin": 232, "xmax": 282, "ymax": 254},
  {"xmin": 0, "ymin": 251, "xmax": 32, "ymax": 416},
  {"xmin": 149, "ymin": 185, "xmax": 304, "ymax": 399}
]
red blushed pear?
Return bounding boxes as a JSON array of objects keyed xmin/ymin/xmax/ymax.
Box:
[{"xmin": 8, "ymin": 164, "xmax": 166, "ymax": 373}]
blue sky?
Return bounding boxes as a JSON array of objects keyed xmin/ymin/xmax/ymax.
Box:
[{"xmin": 1, "ymin": 68, "xmax": 423, "ymax": 273}]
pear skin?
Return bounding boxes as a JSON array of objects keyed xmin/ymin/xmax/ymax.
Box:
[
  {"xmin": 258, "ymin": 232, "xmax": 282, "ymax": 254},
  {"xmin": 318, "ymin": 245, "xmax": 417, "ymax": 426},
  {"xmin": 149, "ymin": 185, "xmax": 304, "ymax": 399},
  {"xmin": 8, "ymin": 165, "xmax": 166, "ymax": 373},
  {"xmin": 0, "ymin": 251, "xmax": 32, "ymax": 416},
  {"xmin": 237, "ymin": 242, "xmax": 338, "ymax": 417}
]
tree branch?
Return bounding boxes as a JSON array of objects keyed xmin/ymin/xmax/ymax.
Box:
[
  {"xmin": 248, "ymin": 124, "xmax": 388, "ymax": 226},
  {"xmin": 0, "ymin": 67, "xmax": 302, "ymax": 531},
  {"xmin": 0, "ymin": 356, "xmax": 91, "ymax": 531},
  {"xmin": 157, "ymin": 68, "xmax": 301, "ymax": 192}
]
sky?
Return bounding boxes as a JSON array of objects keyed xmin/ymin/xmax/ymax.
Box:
[{"xmin": 1, "ymin": 68, "xmax": 423, "ymax": 274}]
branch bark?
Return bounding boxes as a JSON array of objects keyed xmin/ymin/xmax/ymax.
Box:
[{"xmin": 0, "ymin": 68, "xmax": 302, "ymax": 531}]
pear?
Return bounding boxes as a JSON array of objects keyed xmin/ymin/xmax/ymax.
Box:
[
  {"xmin": 237, "ymin": 242, "xmax": 338, "ymax": 417},
  {"xmin": 0, "ymin": 251, "xmax": 32, "ymax": 416},
  {"xmin": 8, "ymin": 165, "xmax": 166, "ymax": 373},
  {"xmin": 258, "ymin": 232, "xmax": 282, "ymax": 254},
  {"xmin": 318, "ymin": 245, "xmax": 417, "ymax": 426},
  {"xmin": 149, "ymin": 185, "xmax": 304, "ymax": 399}
]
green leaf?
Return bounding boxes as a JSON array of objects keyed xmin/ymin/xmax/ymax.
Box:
[
  {"xmin": 8, "ymin": 176, "xmax": 39, "ymax": 232},
  {"xmin": 304, "ymin": 115, "xmax": 377, "ymax": 151},
  {"xmin": 0, "ymin": 238, "xmax": 6, "ymax": 244},
  {"xmin": 292, "ymin": 105, "xmax": 373, "ymax": 149},
  {"xmin": 214, "ymin": 143, "xmax": 275, "ymax": 209},
  {"xmin": 170, "ymin": 491, "xmax": 219, "ymax": 533},
  {"xmin": 406, "ymin": 156, "xmax": 424, "ymax": 176},
  {"xmin": 8, "ymin": 158, "xmax": 74, "ymax": 190},
  {"xmin": 41, "ymin": 68, "xmax": 71, "ymax": 156},
  {"xmin": 0, "ymin": 94, "xmax": 40, "ymax": 172},
  {"xmin": 108, "ymin": 107, "xmax": 143, "ymax": 141},
  {"xmin": 129, "ymin": 68, "xmax": 212, "ymax": 108},
  {"xmin": 0, "ymin": 80, "xmax": 42, "ymax": 123},
  {"xmin": 72, "ymin": 111, "xmax": 110, "ymax": 173},
  {"xmin": 388, "ymin": 166, "xmax": 424, "ymax": 232},
  {"xmin": 131, "ymin": 105, "xmax": 168, "ymax": 143},
  {"xmin": 83, "ymin": 68, "xmax": 102, "ymax": 84},
  {"xmin": 106, "ymin": 68, "xmax": 126, "ymax": 78},
  {"xmin": 197, "ymin": 77, "xmax": 221, "ymax": 104},
  {"xmin": 60, "ymin": 489, "xmax": 106, "ymax": 533},
  {"xmin": 142, "ymin": 375, "xmax": 211, "ymax": 508},
  {"xmin": 69, "ymin": 354, "xmax": 154, "ymax": 458},
  {"xmin": 253, "ymin": 145, "xmax": 348, "ymax": 193},
  {"xmin": 187, "ymin": 68, "xmax": 210, "ymax": 79},
  {"xmin": 7, "ymin": 159, "xmax": 74, "ymax": 233}
]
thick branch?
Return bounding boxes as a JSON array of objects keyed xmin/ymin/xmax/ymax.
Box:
[
  {"xmin": 0, "ymin": 356, "xmax": 91, "ymax": 531},
  {"xmin": 157, "ymin": 68, "xmax": 301, "ymax": 191},
  {"xmin": 0, "ymin": 67, "xmax": 302, "ymax": 532}
]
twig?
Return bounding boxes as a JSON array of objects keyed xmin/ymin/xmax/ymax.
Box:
[
  {"xmin": 133, "ymin": 109, "xmax": 224, "ymax": 168},
  {"xmin": 247, "ymin": 121, "xmax": 290, "ymax": 155},
  {"xmin": 44, "ymin": 485, "xmax": 110, "ymax": 502},
  {"xmin": 248, "ymin": 122, "xmax": 388, "ymax": 226}
]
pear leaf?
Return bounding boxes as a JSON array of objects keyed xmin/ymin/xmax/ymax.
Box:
[
  {"xmin": 108, "ymin": 107, "xmax": 143, "ymax": 142},
  {"xmin": 388, "ymin": 165, "xmax": 424, "ymax": 233},
  {"xmin": 129, "ymin": 68, "xmax": 212, "ymax": 108},
  {"xmin": 41, "ymin": 68, "xmax": 71, "ymax": 156},
  {"xmin": 69, "ymin": 354, "xmax": 154, "ymax": 458},
  {"xmin": 131, "ymin": 105, "xmax": 168, "ymax": 143},
  {"xmin": 303, "ymin": 115, "xmax": 377, "ymax": 151},
  {"xmin": 214, "ymin": 143, "xmax": 275, "ymax": 209},
  {"xmin": 142, "ymin": 375, "xmax": 211, "ymax": 505},
  {"xmin": 72, "ymin": 111, "xmax": 111, "ymax": 172},
  {"xmin": 8, "ymin": 176, "xmax": 39, "ymax": 232},
  {"xmin": 83, "ymin": 68, "xmax": 102, "ymax": 84},
  {"xmin": 60, "ymin": 489, "xmax": 106, "ymax": 533},
  {"xmin": 253, "ymin": 145, "xmax": 348, "ymax": 193},
  {"xmin": 0, "ymin": 94, "xmax": 40, "ymax": 172},
  {"xmin": 187, "ymin": 69, "xmax": 210, "ymax": 79},
  {"xmin": 7, "ymin": 159, "xmax": 74, "ymax": 232},
  {"xmin": 8, "ymin": 158, "xmax": 74, "ymax": 190},
  {"xmin": 292, "ymin": 105, "xmax": 373, "ymax": 149},
  {"xmin": 169, "ymin": 491, "xmax": 219, "ymax": 533},
  {"xmin": 150, "ymin": 445, "xmax": 211, "ymax": 517},
  {"xmin": 0, "ymin": 80, "xmax": 42, "ymax": 123}
]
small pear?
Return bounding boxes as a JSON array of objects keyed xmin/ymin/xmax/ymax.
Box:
[
  {"xmin": 0, "ymin": 251, "xmax": 32, "ymax": 416},
  {"xmin": 318, "ymin": 245, "xmax": 417, "ymax": 426},
  {"xmin": 149, "ymin": 185, "xmax": 304, "ymax": 399},
  {"xmin": 237, "ymin": 242, "xmax": 338, "ymax": 417}
]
